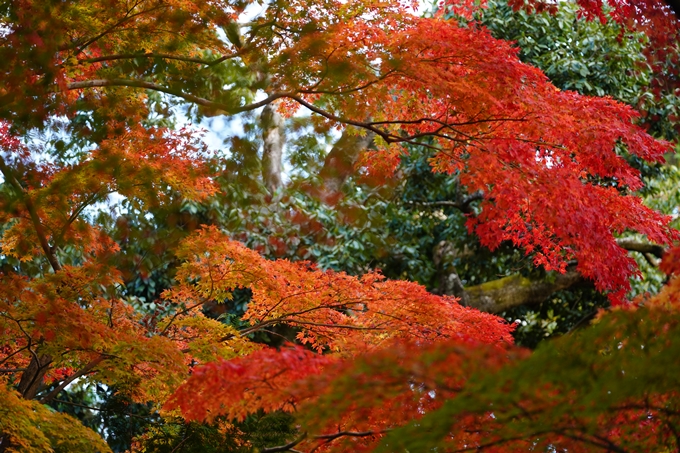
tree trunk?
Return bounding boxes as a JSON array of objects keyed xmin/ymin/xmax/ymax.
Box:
[
  {"xmin": 261, "ymin": 103, "xmax": 284, "ymax": 193},
  {"xmin": 432, "ymin": 241, "xmax": 471, "ymax": 306},
  {"xmin": 17, "ymin": 353, "xmax": 52, "ymax": 400}
]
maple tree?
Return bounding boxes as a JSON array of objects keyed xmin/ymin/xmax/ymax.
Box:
[
  {"xmin": 408, "ymin": 0, "xmax": 680, "ymax": 345},
  {"xmin": 0, "ymin": 0, "xmax": 679, "ymax": 451}
]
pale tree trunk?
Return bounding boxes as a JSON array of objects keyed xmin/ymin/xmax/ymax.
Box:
[{"xmin": 261, "ymin": 103, "xmax": 284, "ymax": 193}]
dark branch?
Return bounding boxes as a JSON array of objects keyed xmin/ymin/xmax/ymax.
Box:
[
  {"xmin": 70, "ymin": 4, "xmax": 168, "ymax": 54},
  {"xmin": 38, "ymin": 355, "xmax": 106, "ymax": 404},
  {"xmin": 78, "ymin": 52, "xmax": 240, "ymax": 66},
  {"xmin": 0, "ymin": 156, "xmax": 61, "ymax": 272},
  {"xmin": 406, "ymin": 191, "xmax": 484, "ymax": 214},
  {"xmin": 67, "ymin": 79, "xmax": 290, "ymax": 114},
  {"xmin": 308, "ymin": 430, "xmax": 389, "ymax": 453},
  {"xmin": 616, "ymin": 238, "xmax": 666, "ymax": 259},
  {"xmin": 262, "ymin": 433, "xmax": 308, "ymax": 453},
  {"xmin": 314, "ymin": 430, "xmax": 388, "ymax": 441}
]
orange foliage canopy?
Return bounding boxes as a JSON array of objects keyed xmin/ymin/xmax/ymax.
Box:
[
  {"xmin": 0, "ymin": 0, "xmax": 677, "ymax": 451},
  {"xmin": 164, "ymin": 227, "xmax": 513, "ymax": 422}
]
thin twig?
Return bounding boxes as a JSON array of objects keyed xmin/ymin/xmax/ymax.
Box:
[
  {"xmin": 67, "ymin": 79, "xmax": 290, "ymax": 115},
  {"xmin": 262, "ymin": 432, "xmax": 308, "ymax": 452},
  {"xmin": 78, "ymin": 52, "xmax": 240, "ymax": 66}
]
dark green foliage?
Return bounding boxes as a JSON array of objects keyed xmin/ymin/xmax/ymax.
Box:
[
  {"xmin": 475, "ymin": 1, "xmax": 649, "ymax": 100},
  {"xmin": 508, "ymin": 288, "xmax": 609, "ymax": 348},
  {"xmin": 138, "ymin": 412, "xmax": 296, "ymax": 453},
  {"xmin": 48, "ymin": 385, "xmax": 157, "ymax": 453}
]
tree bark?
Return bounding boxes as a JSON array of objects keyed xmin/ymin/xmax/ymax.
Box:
[
  {"xmin": 38, "ymin": 355, "xmax": 105, "ymax": 404},
  {"xmin": 464, "ymin": 270, "xmax": 585, "ymax": 313},
  {"xmin": 16, "ymin": 354, "xmax": 52, "ymax": 400},
  {"xmin": 615, "ymin": 238, "xmax": 665, "ymax": 258},
  {"xmin": 433, "ymin": 239, "xmax": 666, "ymax": 313},
  {"xmin": 432, "ymin": 241, "xmax": 471, "ymax": 306},
  {"xmin": 261, "ymin": 103, "xmax": 284, "ymax": 193}
]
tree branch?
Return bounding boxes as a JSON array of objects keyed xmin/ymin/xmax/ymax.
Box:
[
  {"xmin": 309, "ymin": 430, "xmax": 388, "ymax": 453},
  {"xmin": 464, "ymin": 270, "xmax": 586, "ymax": 313},
  {"xmin": 78, "ymin": 52, "xmax": 240, "ymax": 66},
  {"xmin": 314, "ymin": 430, "xmax": 388, "ymax": 441},
  {"xmin": 66, "ymin": 79, "xmax": 290, "ymax": 114},
  {"xmin": 0, "ymin": 156, "xmax": 61, "ymax": 272},
  {"xmin": 615, "ymin": 238, "xmax": 666, "ymax": 259},
  {"xmin": 16, "ymin": 354, "xmax": 52, "ymax": 400},
  {"xmin": 70, "ymin": 3, "xmax": 167, "ymax": 54},
  {"xmin": 433, "ymin": 237, "xmax": 668, "ymax": 313},
  {"xmin": 261, "ymin": 430, "xmax": 388, "ymax": 453},
  {"xmin": 406, "ymin": 191, "xmax": 484, "ymax": 215},
  {"xmin": 262, "ymin": 433, "xmax": 308, "ymax": 453},
  {"xmin": 38, "ymin": 355, "xmax": 106, "ymax": 404}
]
